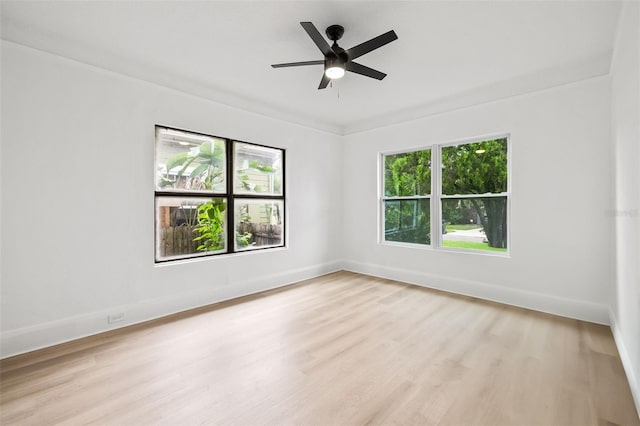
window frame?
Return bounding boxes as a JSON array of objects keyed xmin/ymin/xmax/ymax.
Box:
[
  {"xmin": 154, "ymin": 125, "xmax": 286, "ymax": 263},
  {"xmin": 380, "ymin": 134, "xmax": 510, "ymax": 256},
  {"xmin": 380, "ymin": 146, "xmax": 432, "ymax": 246}
]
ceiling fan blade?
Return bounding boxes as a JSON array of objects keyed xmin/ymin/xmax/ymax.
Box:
[
  {"xmin": 346, "ymin": 30, "xmax": 398, "ymax": 60},
  {"xmin": 318, "ymin": 74, "xmax": 330, "ymax": 90},
  {"xmin": 300, "ymin": 22, "xmax": 334, "ymax": 57},
  {"xmin": 271, "ymin": 60, "xmax": 324, "ymax": 68},
  {"xmin": 346, "ymin": 62, "xmax": 387, "ymax": 80}
]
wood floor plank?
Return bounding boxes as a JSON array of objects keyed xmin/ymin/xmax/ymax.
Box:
[{"xmin": 1, "ymin": 271, "xmax": 638, "ymax": 425}]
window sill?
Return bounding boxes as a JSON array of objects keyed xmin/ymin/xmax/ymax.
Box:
[
  {"xmin": 154, "ymin": 245, "xmax": 288, "ymax": 267},
  {"xmin": 380, "ymin": 241, "xmax": 511, "ymax": 258}
]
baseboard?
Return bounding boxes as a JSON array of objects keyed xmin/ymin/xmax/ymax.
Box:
[
  {"xmin": 1, "ymin": 259, "xmax": 610, "ymax": 360},
  {"xmin": 0, "ymin": 260, "xmax": 343, "ymax": 359},
  {"xmin": 609, "ymin": 309, "xmax": 640, "ymax": 418},
  {"xmin": 342, "ymin": 260, "xmax": 610, "ymax": 325}
]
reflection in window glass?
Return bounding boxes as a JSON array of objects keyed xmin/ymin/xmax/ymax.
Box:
[
  {"xmin": 234, "ymin": 142, "xmax": 283, "ymax": 195},
  {"xmin": 155, "ymin": 127, "xmax": 226, "ymax": 193},
  {"xmin": 384, "ymin": 149, "xmax": 431, "ymax": 197},
  {"xmin": 384, "ymin": 199, "xmax": 430, "ymax": 245},
  {"xmin": 155, "ymin": 197, "xmax": 227, "ymax": 261},
  {"xmin": 234, "ymin": 199, "xmax": 284, "ymax": 251},
  {"xmin": 441, "ymin": 139, "xmax": 507, "ymax": 195},
  {"xmin": 441, "ymin": 197, "xmax": 507, "ymax": 252}
]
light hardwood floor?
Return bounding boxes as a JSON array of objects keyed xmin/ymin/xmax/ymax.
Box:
[{"xmin": 1, "ymin": 271, "xmax": 638, "ymax": 425}]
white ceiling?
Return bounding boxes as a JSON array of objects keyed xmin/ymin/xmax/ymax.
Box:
[{"xmin": 1, "ymin": 1, "xmax": 622, "ymax": 135}]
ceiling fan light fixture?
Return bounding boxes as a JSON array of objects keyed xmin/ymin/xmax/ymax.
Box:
[
  {"xmin": 325, "ymin": 65, "xmax": 345, "ymax": 79},
  {"xmin": 325, "ymin": 58, "xmax": 346, "ymax": 79}
]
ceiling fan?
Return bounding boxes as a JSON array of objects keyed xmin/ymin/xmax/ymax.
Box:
[{"xmin": 271, "ymin": 22, "xmax": 398, "ymax": 89}]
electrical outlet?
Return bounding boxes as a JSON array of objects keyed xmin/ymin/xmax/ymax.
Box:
[{"xmin": 108, "ymin": 312, "xmax": 125, "ymax": 324}]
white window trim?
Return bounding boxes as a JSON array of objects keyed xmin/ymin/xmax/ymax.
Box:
[{"xmin": 380, "ymin": 133, "xmax": 511, "ymax": 256}]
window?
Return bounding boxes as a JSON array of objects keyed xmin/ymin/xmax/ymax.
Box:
[
  {"xmin": 155, "ymin": 126, "xmax": 285, "ymax": 262},
  {"xmin": 382, "ymin": 149, "xmax": 431, "ymax": 245},
  {"xmin": 381, "ymin": 136, "xmax": 509, "ymax": 254}
]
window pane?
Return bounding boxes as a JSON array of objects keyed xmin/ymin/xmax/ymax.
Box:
[
  {"xmin": 234, "ymin": 142, "xmax": 283, "ymax": 195},
  {"xmin": 155, "ymin": 127, "xmax": 226, "ymax": 193},
  {"xmin": 441, "ymin": 138, "xmax": 507, "ymax": 195},
  {"xmin": 442, "ymin": 197, "xmax": 507, "ymax": 252},
  {"xmin": 384, "ymin": 199, "xmax": 430, "ymax": 245},
  {"xmin": 384, "ymin": 149, "xmax": 431, "ymax": 196},
  {"xmin": 156, "ymin": 197, "xmax": 227, "ymax": 261},
  {"xmin": 235, "ymin": 199, "xmax": 284, "ymax": 251}
]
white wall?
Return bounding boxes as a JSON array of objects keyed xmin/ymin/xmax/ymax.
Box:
[
  {"xmin": 342, "ymin": 77, "xmax": 613, "ymax": 324},
  {"xmin": 0, "ymin": 41, "xmax": 344, "ymax": 357},
  {"xmin": 610, "ymin": 1, "xmax": 640, "ymax": 413}
]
